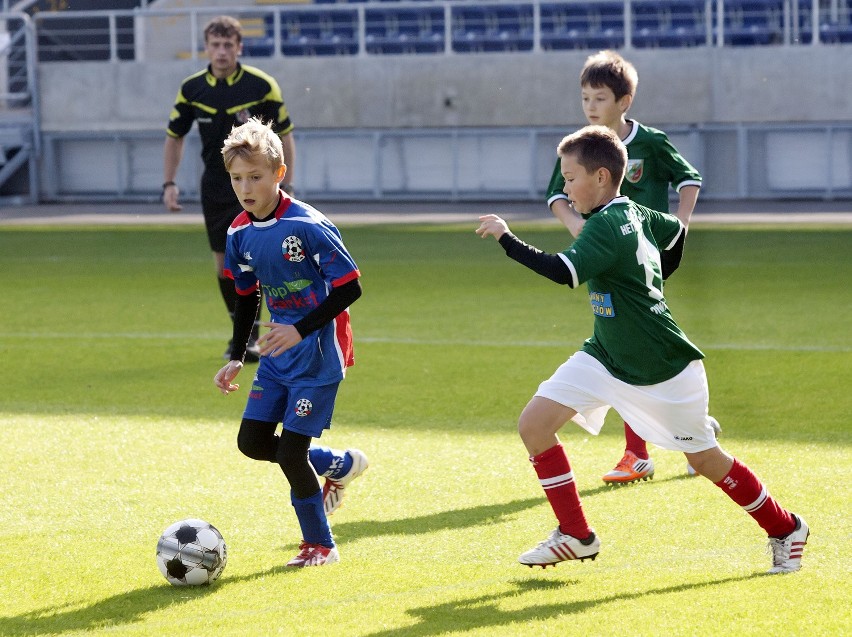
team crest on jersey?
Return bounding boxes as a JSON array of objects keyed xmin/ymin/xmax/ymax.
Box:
[
  {"xmin": 294, "ymin": 398, "xmax": 312, "ymax": 417},
  {"xmin": 625, "ymin": 159, "xmax": 644, "ymax": 184},
  {"xmin": 236, "ymin": 109, "xmax": 252, "ymax": 124},
  {"xmin": 282, "ymin": 235, "xmax": 306, "ymax": 262}
]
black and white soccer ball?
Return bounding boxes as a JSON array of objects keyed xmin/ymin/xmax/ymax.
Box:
[
  {"xmin": 156, "ymin": 518, "xmax": 227, "ymax": 586},
  {"xmin": 282, "ymin": 235, "xmax": 305, "ymax": 262}
]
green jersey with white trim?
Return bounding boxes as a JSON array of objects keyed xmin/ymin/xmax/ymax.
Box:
[
  {"xmin": 547, "ymin": 120, "xmax": 702, "ymax": 213},
  {"xmin": 560, "ymin": 196, "xmax": 703, "ymax": 385}
]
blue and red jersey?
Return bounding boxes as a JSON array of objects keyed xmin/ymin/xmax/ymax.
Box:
[{"xmin": 224, "ymin": 193, "xmax": 360, "ymax": 384}]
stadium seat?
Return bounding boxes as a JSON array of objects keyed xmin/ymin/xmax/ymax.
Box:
[
  {"xmin": 722, "ymin": 0, "xmax": 784, "ymax": 46},
  {"xmin": 818, "ymin": 0, "xmax": 852, "ymax": 43},
  {"xmin": 280, "ymin": 9, "xmax": 358, "ymax": 56},
  {"xmin": 451, "ymin": 4, "xmax": 534, "ymax": 53},
  {"xmin": 632, "ymin": 0, "xmax": 707, "ymax": 48},
  {"xmin": 365, "ymin": 7, "xmax": 445, "ymax": 54},
  {"xmin": 540, "ymin": 2, "xmax": 625, "ymax": 50},
  {"xmin": 241, "ymin": 16, "xmax": 275, "ymax": 57}
]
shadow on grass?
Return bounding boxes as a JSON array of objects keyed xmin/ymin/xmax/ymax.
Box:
[
  {"xmin": 0, "ymin": 563, "xmax": 300, "ymax": 636},
  {"xmin": 1, "ymin": 481, "xmax": 691, "ymax": 636},
  {"xmin": 362, "ymin": 573, "xmax": 768, "ymax": 637},
  {"xmin": 330, "ymin": 475, "xmax": 689, "ymax": 544}
]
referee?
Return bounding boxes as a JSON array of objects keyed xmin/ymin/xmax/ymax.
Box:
[{"xmin": 162, "ymin": 15, "xmax": 296, "ymax": 362}]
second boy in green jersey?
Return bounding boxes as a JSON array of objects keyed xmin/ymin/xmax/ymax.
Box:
[{"xmin": 546, "ymin": 50, "xmax": 707, "ymax": 484}]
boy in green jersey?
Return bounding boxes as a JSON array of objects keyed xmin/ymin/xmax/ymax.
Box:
[
  {"xmin": 476, "ymin": 125, "xmax": 807, "ymax": 574},
  {"xmin": 546, "ymin": 50, "xmax": 705, "ymax": 484}
]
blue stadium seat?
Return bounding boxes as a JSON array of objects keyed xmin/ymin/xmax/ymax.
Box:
[
  {"xmin": 540, "ymin": 2, "xmax": 625, "ymax": 50},
  {"xmin": 632, "ymin": 0, "xmax": 707, "ymax": 48},
  {"xmin": 722, "ymin": 0, "xmax": 784, "ymax": 46},
  {"xmin": 816, "ymin": 0, "xmax": 852, "ymax": 43},
  {"xmin": 451, "ymin": 4, "xmax": 533, "ymax": 53},
  {"xmin": 365, "ymin": 7, "xmax": 445, "ymax": 54},
  {"xmin": 280, "ymin": 9, "xmax": 358, "ymax": 56}
]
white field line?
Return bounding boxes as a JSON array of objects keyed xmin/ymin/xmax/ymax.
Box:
[{"xmin": 0, "ymin": 332, "xmax": 848, "ymax": 353}]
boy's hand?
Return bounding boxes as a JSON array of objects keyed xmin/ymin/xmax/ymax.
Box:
[
  {"xmin": 214, "ymin": 360, "xmax": 243, "ymax": 395},
  {"xmin": 476, "ymin": 214, "xmax": 510, "ymax": 240},
  {"xmin": 257, "ymin": 322, "xmax": 303, "ymax": 357}
]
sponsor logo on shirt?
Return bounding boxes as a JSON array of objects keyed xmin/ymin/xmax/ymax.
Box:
[
  {"xmin": 649, "ymin": 300, "xmax": 669, "ymax": 315},
  {"xmin": 589, "ymin": 292, "xmax": 615, "ymax": 318},
  {"xmin": 625, "ymin": 159, "xmax": 644, "ymax": 184},
  {"xmin": 262, "ymin": 280, "xmax": 319, "ymax": 312}
]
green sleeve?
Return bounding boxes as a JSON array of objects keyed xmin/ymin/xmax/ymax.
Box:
[
  {"xmin": 545, "ymin": 156, "xmax": 567, "ymax": 203},
  {"xmin": 653, "ymin": 133, "xmax": 702, "ymax": 190}
]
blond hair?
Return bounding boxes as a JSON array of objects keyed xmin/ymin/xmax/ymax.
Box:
[{"xmin": 222, "ymin": 117, "xmax": 284, "ymax": 171}]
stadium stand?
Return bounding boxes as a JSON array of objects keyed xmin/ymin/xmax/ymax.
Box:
[
  {"xmin": 365, "ymin": 6, "xmax": 445, "ymax": 54},
  {"xmin": 632, "ymin": 0, "xmax": 708, "ymax": 47},
  {"xmin": 721, "ymin": 0, "xmax": 785, "ymax": 46},
  {"xmin": 451, "ymin": 4, "xmax": 535, "ymax": 52},
  {"xmin": 540, "ymin": 2, "xmax": 625, "ymax": 50},
  {"xmin": 279, "ymin": 8, "xmax": 360, "ymax": 56}
]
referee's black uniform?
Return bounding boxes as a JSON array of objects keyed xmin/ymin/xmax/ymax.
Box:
[{"xmin": 166, "ymin": 62, "xmax": 294, "ymax": 252}]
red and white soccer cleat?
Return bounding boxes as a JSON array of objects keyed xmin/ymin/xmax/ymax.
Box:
[
  {"xmin": 286, "ymin": 542, "xmax": 340, "ymax": 568},
  {"xmin": 767, "ymin": 515, "xmax": 809, "ymax": 574},
  {"xmin": 518, "ymin": 527, "xmax": 600, "ymax": 568}
]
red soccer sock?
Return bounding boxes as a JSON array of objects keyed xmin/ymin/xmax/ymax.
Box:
[
  {"xmin": 714, "ymin": 458, "xmax": 796, "ymax": 537},
  {"xmin": 530, "ymin": 444, "xmax": 591, "ymax": 540},
  {"xmin": 624, "ymin": 422, "xmax": 649, "ymax": 459}
]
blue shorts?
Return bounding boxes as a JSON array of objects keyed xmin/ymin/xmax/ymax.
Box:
[{"xmin": 242, "ymin": 370, "xmax": 339, "ymax": 438}]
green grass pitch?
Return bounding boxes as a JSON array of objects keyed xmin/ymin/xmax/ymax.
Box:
[{"xmin": 0, "ymin": 219, "xmax": 850, "ymax": 636}]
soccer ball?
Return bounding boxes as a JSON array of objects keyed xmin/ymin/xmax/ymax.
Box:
[
  {"xmin": 282, "ymin": 235, "xmax": 305, "ymax": 262},
  {"xmin": 156, "ymin": 518, "xmax": 227, "ymax": 586}
]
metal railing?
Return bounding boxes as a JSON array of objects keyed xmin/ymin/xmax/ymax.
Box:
[
  {"xmin": 0, "ymin": 11, "xmax": 39, "ymax": 203},
  {"xmin": 26, "ymin": 0, "xmax": 852, "ymax": 63}
]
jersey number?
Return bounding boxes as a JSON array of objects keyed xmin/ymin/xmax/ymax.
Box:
[{"xmin": 635, "ymin": 232, "xmax": 664, "ymax": 302}]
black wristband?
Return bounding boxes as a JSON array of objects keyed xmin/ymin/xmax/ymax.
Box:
[{"xmin": 162, "ymin": 181, "xmax": 176, "ymax": 192}]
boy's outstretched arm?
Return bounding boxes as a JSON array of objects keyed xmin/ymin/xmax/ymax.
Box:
[
  {"xmin": 475, "ymin": 214, "xmax": 511, "ymax": 240},
  {"xmin": 477, "ymin": 215, "xmax": 575, "ymax": 286}
]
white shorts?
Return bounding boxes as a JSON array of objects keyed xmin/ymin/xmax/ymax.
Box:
[{"xmin": 535, "ymin": 351, "xmax": 718, "ymax": 453}]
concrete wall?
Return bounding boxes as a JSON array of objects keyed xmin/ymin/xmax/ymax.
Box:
[{"xmin": 38, "ymin": 46, "xmax": 852, "ymax": 133}]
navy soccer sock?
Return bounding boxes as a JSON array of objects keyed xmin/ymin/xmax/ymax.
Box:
[
  {"xmin": 309, "ymin": 445, "xmax": 353, "ymax": 479},
  {"xmin": 291, "ymin": 490, "xmax": 334, "ymax": 548}
]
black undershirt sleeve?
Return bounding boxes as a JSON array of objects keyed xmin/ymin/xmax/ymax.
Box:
[
  {"xmin": 497, "ymin": 232, "xmax": 575, "ymax": 287},
  {"xmin": 230, "ymin": 279, "xmax": 362, "ymax": 361},
  {"xmin": 660, "ymin": 228, "xmax": 687, "ymax": 280},
  {"xmin": 230, "ymin": 286, "xmax": 262, "ymax": 362},
  {"xmin": 293, "ymin": 278, "xmax": 362, "ymax": 338}
]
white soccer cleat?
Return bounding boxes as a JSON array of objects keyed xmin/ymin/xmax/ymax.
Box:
[
  {"xmin": 286, "ymin": 542, "xmax": 340, "ymax": 567},
  {"xmin": 687, "ymin": 416, "xmax": 722, "ymax": 476},
  {"xmin": 767, "ymin": 515, "xmax": 809, "ymax": 574},
  {"xmin": 518, "ymin": 527, "xmax": 600, "ymax": 568},
  {"xmin": 323, "ymin": 449, "xmax": 369, "ymax": 516}
]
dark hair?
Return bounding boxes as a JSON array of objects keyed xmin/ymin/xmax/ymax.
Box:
[
  {"xmin": 204, "ymin": 15, "xmax": 242, "ymax": 44},
  {"xmin": 557, "ymin": 125, "xmax": 627, "ymax": 184},
  {"xmin": 580, "ymin": 50, "xmax": 638, "ymax": 101}
]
